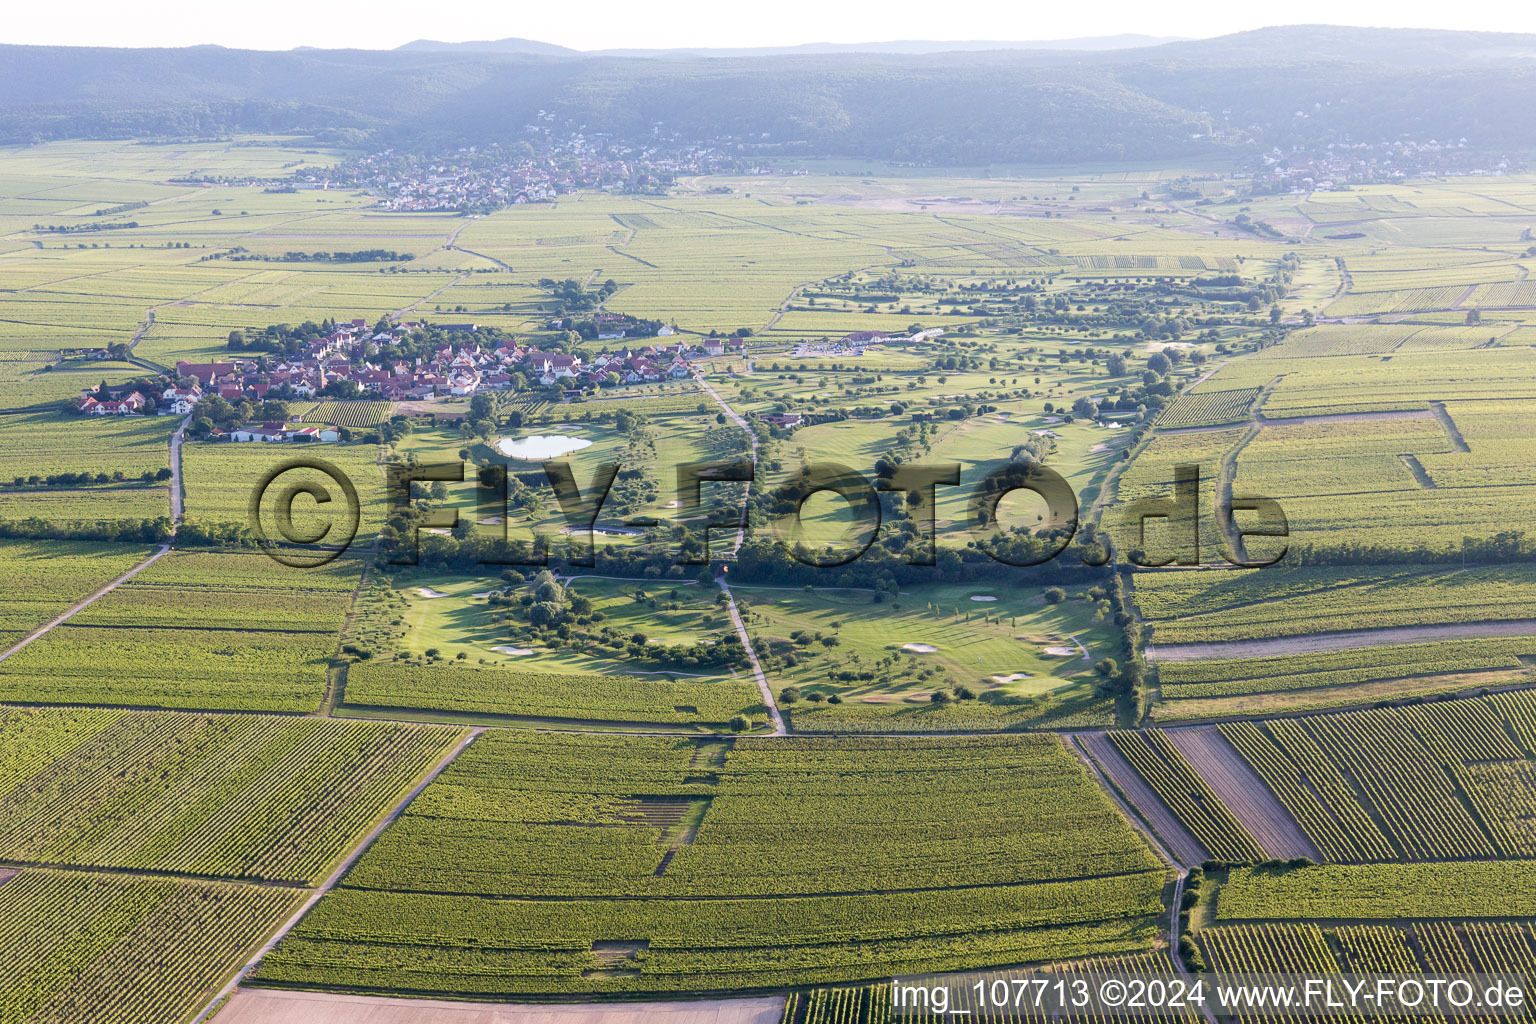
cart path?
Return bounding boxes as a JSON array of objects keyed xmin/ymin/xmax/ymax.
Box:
[
  {"xmin": 1163, "ymin": 726, "xmax": 1321, "ymax": 861},
  {"xmin": 190, "ymin": 727, "xmax": 485, "ymax": 1024}
]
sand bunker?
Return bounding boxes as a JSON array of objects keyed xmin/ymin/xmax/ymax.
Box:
[
  {"xmin": 969, "ymin": 595, "xmax": 997, "ymax": 602},
  {"xmin": 1089, "ymin": 443, "xmax": 1109, "ymax": 452},
  {"xmin": 901, "ymin": 643, "xmax": 939, "ymax": 654},
  {"xmin": 415, "ymin": 587, "xmax": 448, "ymax": 598},
  {"xmin": 471, "ymin": 591, "xmax": 495, "ymax": 598},
  {"xmin": 992, "ymin": 673, "xmax": 1032, "ymax": 684},
  {"xmin": 496, "ymin": 434, "xmax": 592, "ymax": 460},
  {"xmin": 491, "ymin": 646, "xmax": 534, "ymax": 656},
  {"xmin": 1042, "ymin": 646, "xmax": 1077, "ymax": 657}
]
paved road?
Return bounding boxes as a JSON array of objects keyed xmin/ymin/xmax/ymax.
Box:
[
  {"xmin": 719, "ymin": 575, "xmax": 785, "ymax": 736},
  {"xmin": 694, "ymin": 375, "xmax": 783, "ymax": 734},
  {"xmin": 169, "ymin": 413, "xmax": 190, "ymax": 522},
  {"xmin": 190, "ymin": 728, "xmax": 486, "ymax": 1024},
  {"xmin": 695, "ymin": 374, "xmax": 755, "ymax": 556}
]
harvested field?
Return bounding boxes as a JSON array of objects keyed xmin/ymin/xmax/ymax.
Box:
[
  {"xmin": 220, "ymin": 990, "xmax": 787, "ymax": 1024},
  {"xmin": 1163, "ymin": 726, "xmax": 1322, "ymax": 861},
  {"xmin": 1074, "ymin": 732, "xmax": 1206, "ymax": 868}
]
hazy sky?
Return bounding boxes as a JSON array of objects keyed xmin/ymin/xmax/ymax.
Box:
[{"xmin": 7, "ymin": 0, "xmax": 1532, "ymax": 50}]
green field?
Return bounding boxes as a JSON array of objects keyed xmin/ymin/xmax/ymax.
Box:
[
  {"xmin": 253, "ymin": 730, "xmax": 1167, "ymax": 995},
  {"xmin": 0, "ymin": 869, "xmax": 306, "ymax": 1024},
  {"xmin": 0, "ymin": 706, "xmax": 461, "ymax": 882},
  {"xmin": 9, "ymin": 135, "xmax": 1536, "ymax": 1016}
]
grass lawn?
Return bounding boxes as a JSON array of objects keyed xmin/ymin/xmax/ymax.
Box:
[
  {"xmin": 378, "ymin": 570, "xmax": 738, "ymax": 678},
  {"xmin": 733, "ymin": 580, "xmax": 1114, "ymax": 703}
]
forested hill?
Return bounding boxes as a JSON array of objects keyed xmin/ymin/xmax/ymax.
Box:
[{"xmin": 4, "ymin": 26, "xmax": 1536, "ymax": 163}]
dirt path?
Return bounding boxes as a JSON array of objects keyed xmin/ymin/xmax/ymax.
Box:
[
  {"xmin": 692, "ymin": 373, "xmax": 782, "ymax": 734},
  {"xmin": 1067, "ymin": 735, "xmax": 1182, "ymax": 870},
  {"xmin": 190, "ymin": 728, "xmax": 485, "ymax": 1024},
  {"xmin": 1163, "ymin": 727, "xmax": 1320, "ymax": 861},
  {"xmin": 396, "ymin": 272, "xmax": 471, "ymax": 317},
  {"xmin": 1147, "ymin": 619, "xmax": 1536, "ymax": 661},
  {"xmin": 1072, "ymin": 733, "xmax": 1206, "ymax": 868},
  {"xmin": 1399, "ymin": 454, "xmax": 1436, "ymax": 488},
  {"xmin": 447, "ymin": 218, "xmax": 516, "ymax": 274},
  {"xmin": 0, "ymin": 545, "xmax": 171, "ymax": 664},
  {"xmin": 217, "ymin": 990, "xmax": 786, "ymax": 1024}
]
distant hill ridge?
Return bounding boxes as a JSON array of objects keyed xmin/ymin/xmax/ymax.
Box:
[
  {"xmin": 3, "ymin": 26, "xmax": 1536, "ymax": 163},
  {"xmin": 391, "ymin": 34, "xmax": 1188, "ymax": 57}
]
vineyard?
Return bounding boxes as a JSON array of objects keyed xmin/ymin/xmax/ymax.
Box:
[
  {"xmin": 0, "ymin": 706, "xmax": 462, "ymax": 883},
  {"xmin": 1156, "ymin": 637, "xmax": 1536, "ymax": 701},
  {"xmin": 297, "ymin": 400, "xmax": 394, "ymax": 428},
  {"xmin": 1216, "ymin": 862, "xmax": 1536, "ymax": 919},
  {"xmin": 0, "ymin": 625, "xmax": 337, "ymax": 711},
  {"xmin": 781, "ymin": 953, "xmax": 1197, "ymax": 1024},
  {"xmin": 252, "ymin": 731, "xmax": 1169, "ymax": 995},
  {"xmin": 0, "ymin": 869, "xmax": 305, "ymax": 1024},
  {"xmin": 1213, "ymin": 694, "xmax": 1536, "ymax": 863},
  {"xmin": 0, "ymin": 540, "xmax": 157, "ymax": 640},
  {"xmin": 0, "ymin": 410, "xmax": 174, "ymax": 500},
  {"xmin": 1199, "ymin": 915, "xmax": 1536, "ymax": 1024},
  {"xmin": 342, "ymin": 660, "xmax": 763, "ymax": 726},
  {"xmin": 1106, "ymin": 730, "xmax": 1265, "ymax": 863},
  {"xmin": 1155, "ymin": 388, "xmax": 1260, "ymax": 429},
  {"xmin": 1137, "ymin": 565, "xmax": 1536, "ymax": 645}
]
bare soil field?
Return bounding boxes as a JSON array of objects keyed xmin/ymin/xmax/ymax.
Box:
[
  {"xmin": 217, "ymin": 991, "xmax": 786, "ymax": 1024},
  {"xmin": 1074, "ymin": 732, "xmax": 1207, "ymax": 868},
  {"xmin": 1147, "ymin": 620, "xmax": 1536, "ymax": 661},
  {"xmin": 1163, "ymin": 726, "xmax": 1321, "ymax": 861}
]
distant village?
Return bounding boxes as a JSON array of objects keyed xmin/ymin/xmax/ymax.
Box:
[
  {"xmin": 74, "ymin": 316, "xmax": 941, "ymax": 442},
  {"xmin": 305, "ymin": 128, "xmax": 751, "ymax": 213},
  {"xmin": 1250, "ymin": 138, "xmax": 1514, "ymax": 193}
]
